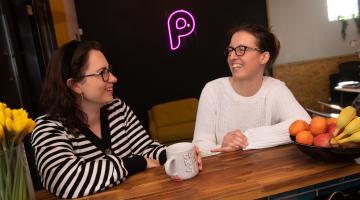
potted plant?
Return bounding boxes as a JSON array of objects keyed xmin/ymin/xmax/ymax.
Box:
[{"xmin": 339, "ymin": 13, "xmax": 360, "ymax": 40}]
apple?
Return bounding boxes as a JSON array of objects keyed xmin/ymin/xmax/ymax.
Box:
[
  {"xmin": 313, "ymin": 133, "xmax": 332, "ymax": 148},
  {"xmin": 327, "ymin": 123, "xmax": 336, "ymax": 136}
]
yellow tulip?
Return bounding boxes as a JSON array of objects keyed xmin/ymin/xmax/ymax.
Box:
[
  {"xmin": 11, "ymin": 109, "xmax": 19, "ymax": 120},
  {"xmin": 12, "ymin": 108, "xmax": 28, "ymax": 121},
  {"xmin": 0, "ymin": 102, "xmax": 7, "ymax": 111},
  {"xmin": 20, "ymin": 108, "xmax": 28, "ymax": 117},
  {"xmin": 0, "ymin": 104, "xmax": 34, "ymax": 145},
  {"xmin": 4, "ymin": 108, "xmax": 12, "ymax": 118},
  {"xmin": 11, "ymin": 108, "xmax": 17, "ymax": 116},
  {"xmin": 12, "ymin": 118, "xmax": 27, "ymax": 135},
  {"xmin": 0, "ymin": 125, "xmax": 4, "ymax": 141},
  {"xmin": 5, "ymin": 117, "xmax": 13, "ymax": 132},
  {"xmin": 24, "ymin": 119, "xmax": 36, "ymax": 133},
  {"xmin": 0, "ymin": 111, "xmax": 5, "ymax": 127}
]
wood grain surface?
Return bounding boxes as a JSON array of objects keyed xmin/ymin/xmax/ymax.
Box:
[{"xmin": 35, "ymin": 144, "xmax": 360, "ymax": 200}]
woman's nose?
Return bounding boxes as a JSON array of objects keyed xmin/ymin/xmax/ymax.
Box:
[{"xmin": 109, "ymin": 72, "xmax": 117, "ymax": 83}]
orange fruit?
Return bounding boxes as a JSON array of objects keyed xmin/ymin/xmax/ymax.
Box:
[
  {"xmin": 296, "ymin": 130, "xmax": 314, "ymax": 145},
  {"xmin": 289, "ymin": 120, "xmax": 309, "ymax": 137},
  {"xmin": 310, "ymin": 116, "xmax": 327, "ymax": 136},
  {"xmin": 327, "ymin": 117, "xmax": 337, "ymax": 126}
]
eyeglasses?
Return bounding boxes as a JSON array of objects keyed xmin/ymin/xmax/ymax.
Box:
[
  {"xmin": 80, "ymin": 66, "xmax": 113, "ymax": 82},
  {"xmin": 224, "ymin": 45, "xmax": 265, "ymax": 56}
]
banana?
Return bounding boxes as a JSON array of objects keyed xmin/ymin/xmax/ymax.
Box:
[
  {"xmin": 337, "ymin": 130, "xmax": 360, "ymax": 144},
  {"xmin": 332, "ymin": 106, "xmax": 357, "ymax": 137},
  {"xmin": 335, "ymin": 117, "xmax": 360, "ymax": 140}
]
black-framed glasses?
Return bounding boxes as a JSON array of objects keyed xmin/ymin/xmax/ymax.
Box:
[
  {"xmin": 224, "ymin": 45, "xmax": 265, "ymax": 56},
  {"xmin": 80, "ymin": 65, "xmax": 113, "ymax": 82}
]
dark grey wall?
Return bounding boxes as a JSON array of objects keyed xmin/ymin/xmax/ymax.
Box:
[{"xmin": 75, "ymin": 0, "xmax": 268, "ymax": 128}]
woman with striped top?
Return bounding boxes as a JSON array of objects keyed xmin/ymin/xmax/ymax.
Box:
[{"xmin": 31, "ymin": 40, "xmax": 170, "ymax": 198}]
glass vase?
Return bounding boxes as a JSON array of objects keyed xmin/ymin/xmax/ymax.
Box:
[{"xmin": 0, "ymin": 143, "xmax": 35, "ymax": 200}]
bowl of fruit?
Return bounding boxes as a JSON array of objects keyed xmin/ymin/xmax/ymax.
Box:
[{"xmin": 289, "ymin": 106, "xmax": 360, "ymax": 162}]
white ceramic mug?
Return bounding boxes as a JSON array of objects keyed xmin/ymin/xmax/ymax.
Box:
[{"xmin": 164, "ymin": 142, "xmax": 199, "ymax": 180}]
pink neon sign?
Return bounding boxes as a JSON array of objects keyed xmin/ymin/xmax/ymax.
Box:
[{"xmin": 167, "ymin": 10, "xmax": 195, "ymax": 50}]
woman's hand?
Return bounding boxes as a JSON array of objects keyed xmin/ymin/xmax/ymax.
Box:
[
  {"xmin": 195, "ymin": 145, "xmax": 203, "ymax": 171},
  {"xmin": 211, "ymin": 129, "xmax": 248, "ymax": 153},
  {"xmin": 145, "ymin": 158, "xmax": 161, "ymax": 169}
]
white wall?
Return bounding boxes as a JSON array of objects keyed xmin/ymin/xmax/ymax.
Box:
[{"xmin": 267, "ymin": 0, "xmax": 360, "ymax": 64}]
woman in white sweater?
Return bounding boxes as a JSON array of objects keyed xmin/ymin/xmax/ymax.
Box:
[{"xmin": 193, "ymin": 24, "xmax": 311, "ymax": 157}]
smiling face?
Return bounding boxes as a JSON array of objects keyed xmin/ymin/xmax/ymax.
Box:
[
  {"xmin": 71, "ymin": 49, "xmax": 118, "ymax": 108},
  {"xmin": 227, "ymin": 31, "xmax": 269, "ymax": 81}
]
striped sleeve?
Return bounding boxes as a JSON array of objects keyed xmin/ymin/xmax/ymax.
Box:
[
  {"xmin": 109, "ymin": 99, "xmax": 167, "ymax": 165},
  {"xmin": 31, "ymin": 116, "xmax": 140, "ymax": 199}
]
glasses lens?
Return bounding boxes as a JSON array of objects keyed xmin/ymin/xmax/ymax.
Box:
[
  {"xmin": 101, "ymin": 66, "xmax": 112, "ymax": 81},
  {"xmin": 235, "ymin": 46, "xmax": 246, "ymax": 56},
  {"xmin": 224, "ymin": 47, "xmax": 232, "ymax": 56}
]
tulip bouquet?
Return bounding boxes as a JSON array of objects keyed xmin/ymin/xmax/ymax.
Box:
[{"xmin": 0, "ymin": 102, "xmax": 36, "ymax": 200}]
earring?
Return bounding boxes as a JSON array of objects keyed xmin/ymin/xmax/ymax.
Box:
[{"xmin": 79, "ymin": 92, "xmax": 84, "ymax": 102}]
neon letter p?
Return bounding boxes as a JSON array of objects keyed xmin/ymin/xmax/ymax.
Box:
[{"xmin": 167, "ymin": 10, "xmax": 195, "ymax": 50}]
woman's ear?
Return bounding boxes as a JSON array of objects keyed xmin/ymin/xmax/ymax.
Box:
[
  {"xmin": 260, "ymin": 52, "xmax": 270, "ymax": 65},
  {"xmin": 66, "ymin": 78, "xmax": 82, "ymax": 95}
]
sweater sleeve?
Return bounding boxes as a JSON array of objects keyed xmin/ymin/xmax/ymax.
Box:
[
  {"xmin": 193, "ymin": 83, "xmax": 221, "ymax": 157},
  {"xmin": 122, "ymin": 103, "xmax": 167, "ymax": 165},
  {"xmin": 31, "ymin": 118, "xmax": 144, "ymax": 199},
  {"xmin": 243, "ymin": 83, "xmax": 311, "ymax": 150}
]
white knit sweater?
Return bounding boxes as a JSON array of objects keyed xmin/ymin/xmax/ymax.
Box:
[{"xmin": 193, "ymin": 76, "xmax": 311, "ymax": 156}]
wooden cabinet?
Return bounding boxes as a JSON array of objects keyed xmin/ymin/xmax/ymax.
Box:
[{"xmin": 268, "ymin": 174, "xmax": 360, "ymax": 199}]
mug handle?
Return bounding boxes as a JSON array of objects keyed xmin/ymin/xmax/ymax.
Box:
[{"xmin": 164, "ymin": 157, "xmax": 177, "ymax": 177}]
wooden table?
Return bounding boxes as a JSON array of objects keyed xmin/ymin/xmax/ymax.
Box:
[{"xmin": 35, "ymin": 144, "xmax": 360, "ymax": 200}]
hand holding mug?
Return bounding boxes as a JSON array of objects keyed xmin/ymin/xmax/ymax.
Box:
[
  {"xmin": 145, "ymin": 158, "xmax": 161, "ymax": 169},
  {"xmin": 195, "ymin": 145, "xmax": 203, "ymax": 171},
  {"xmin": 164, "ymin": 142, "xmax": 200, "ymax": 180}
]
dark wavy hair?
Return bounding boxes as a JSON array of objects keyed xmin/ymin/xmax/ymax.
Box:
[
  {"xmin": 40, "ymin": 40, "xmax": 101, "ymax": 134},
  {"xmin": 228, "ymin": 24, "xmax": 280, "ymax": 76}
]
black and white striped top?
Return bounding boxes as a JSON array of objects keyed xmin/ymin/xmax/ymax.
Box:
[{"xmin": 31, "ymin": 98, "xmax": 166, "ymax": 199}]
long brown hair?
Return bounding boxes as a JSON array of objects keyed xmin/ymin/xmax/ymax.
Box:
[{"xmin": 40, "ymin": 40, "xmax": 101, "ymax": 134}]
